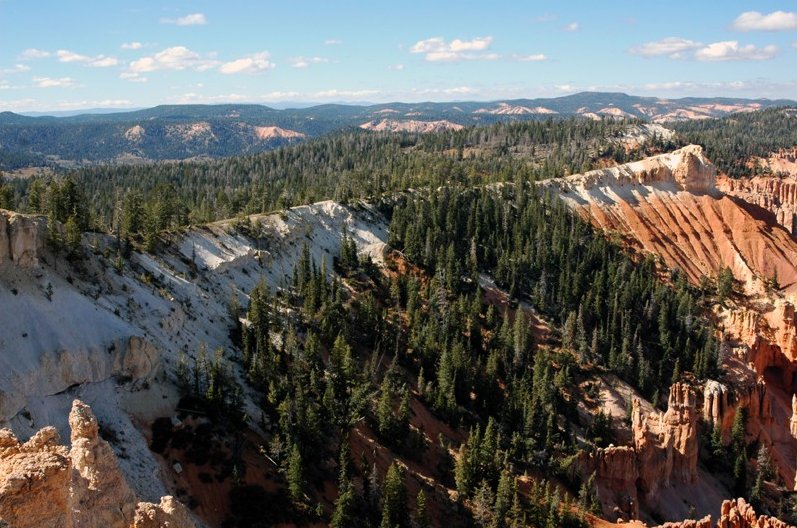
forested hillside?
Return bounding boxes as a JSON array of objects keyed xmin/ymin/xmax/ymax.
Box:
[
  {"xmin": 1, "ymin": 118, "xmax": 670, "ymax": 238},
  {"xmin": 671, "ymin": 107, "xmax": 797, "ymax": 177}
]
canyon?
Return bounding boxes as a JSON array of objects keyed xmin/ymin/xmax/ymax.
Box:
[
  {"xmin": 545, "ymin": 145, "xmax": 797, "ymax": 525},
  {"xmin": 1, "ymin": 138, "xmax": 796, "ymax": 526}
]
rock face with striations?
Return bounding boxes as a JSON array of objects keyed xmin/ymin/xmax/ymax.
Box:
[
  {"xmin": 576, "ymin": 445, "xmax": 640, "ymax": 521},
  {"xmin": 703, "ymin": 378, "xmax": 772, "ymax": 443},
  {"xmin": 0, "ymin": 400, "xmax": 195, "ymax": 528},
  {"xmin": 632, "ymin": 383, "xmax": 699, "ymax": 500},
  {"xmin": 719, "ymin": 175, "xmax": 797, "ymax": 236},
  {"xmin": 0, "ymin": 210, "xmax": 46, "ymax": 268},
  {"xmin": 578, "ymin": 383, "xmax": 700, "ymax": 521}
]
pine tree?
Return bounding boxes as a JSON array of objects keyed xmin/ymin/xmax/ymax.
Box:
[
  {"xmin": 287, "ymin": 442, "xmax": 305, "ymax": 504},
  {"xmin": 414, "ymin": 489, "xmax": 430, "ymax": 528},
  {"xmin": 380, "ymin": 462, "xmax": 408, "ymax": 528}
]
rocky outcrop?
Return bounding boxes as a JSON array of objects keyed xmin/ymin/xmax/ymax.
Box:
[
  {"xmin": 0, "ymin": 212, "xmax": 8, "ymax": 264},
  {"xmin": 791, "ymin": 396, "xmax": 797, "ymax": 440},
  {"xmin": 715, "ymin": 498, "xmax": 792, "ymax": 528},
  {"xmin": 656, "ymin": 498, "xmax": 793, "ymax": 528},
  {"xmin": 0, "ymin": 427, "xmax": 71, "ymax": 527},
  {"xmin": 719, "ymin": 175, "xmax": 797, "ymax": 236},
  {"xmin": 2, "ymin": 210, "xmax": 46, "ymax": 267},
  {"xmin": 544, "ymin": 144, "xmax": 716, "ymax": 195},
  {"xmin": 632, "ymin": 383, "xmax": 699, "ymax": 500},
  {"xmin": 578, "ymin": 384, "xmax": 700, "ymax": 520},
  {"xmin": 69, "ymin": 400, "xmax": 138, "ymax": 528},
  {"xmin": 0, "ymin": 336, "xmax": 160, "ymax": 423},
  {"xmin": 132, "ymin": 496, "xmax": 195, "ymax": 528},
  {"xmin": 0, "ymin": 400, "xmax": 195, "ymax": 528},
  {"xmin": 577, "ymin": 446, "xmax": 639, "ymax": 521},
  {"xmin": 359, "ymin": 119, "xmax": 464, "ymax": 133},
  {"xmin": 703, "ymin": 378, "xmax": 772, "ymax": 443}
]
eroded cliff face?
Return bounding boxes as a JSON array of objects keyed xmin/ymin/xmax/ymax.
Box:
[
  {"xmin": 0, "ymin": 209, "xmax": 46, "ymax": 268},
  {"xmin": 0, "ymin": 400, "xmax": 194, "ymax": 528},
  {"xmin": 632, "ymin": 383, "xmax": 699, "ymax": 500},
  {"xmin": 718, "ymin": 174, "xmax": 797, "ymax": 236},
  {"xmin": 578, "ymin": 445, "xmax": 640, "ymax": 521},
  {"xmin": 580, "ymin": 384, "xmax": 700, "ymax": 522},
  {"xmin": 548, "ymin": 146, "xmax": 797, "ymax": 502}
]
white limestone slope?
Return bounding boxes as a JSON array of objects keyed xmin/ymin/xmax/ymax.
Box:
[{"xmin": 0, "ymin": 200, "xmax": 388, "ymax": 504}]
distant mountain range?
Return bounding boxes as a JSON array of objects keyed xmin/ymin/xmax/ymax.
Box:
[{"xmin": 0, "ymin": 92, "xmax": 794, "ymax": 170}]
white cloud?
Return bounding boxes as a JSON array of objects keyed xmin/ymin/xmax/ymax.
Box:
[
  {"xmin": 121, "ymin": 42, "xmax": 143, "ymax": 50},
  {"xmin": 389, "ymin": 64, "xmax": 405, "ymax": 71},
  {"xmin": 410, "ymin": 36, "xmax": 498, "ymax": 62},
  {"xmin": 694, "ymin": 41, "xmax": 777, "ymax": 61},
  {"xmin": 19, "ymin": 48, "xmax": 50, "ymax": 60},
  {"xmin": 120, "ymin": 71, "xmax": 148, "ymax": 83},
  {"xmin": 512, "ymin": 53, "xmax": 548, "ymax": 62},
  {"xmin": 563, "ymin": 22, "xmax": 580, "ymax": 32},
  {"xmin": 33, "ymin": 76, "xmax": 75, "ymax": 88},
  {"xmin": 2, "ymin": 64, "xmax": 31, "ymax": 74},
  {"xmin": 412, "ymin": 86, "xmax": 478, "ymax": 96},
  {"xmin": 219, "ymin": 52, "xmax": 275, "ymax": 74},
  {"xmin": 260, "ymin": 91, "xmax": 301, "ymax": 101},
  {"xmin": 313, "ymin": 89, "xmax": 380, "ymax": 99},
  {"xmin": 128, "ymin": 46, "xmax": 218, "ymax": 73},
  {"xmin": 324, "ymin": 39, "xmax": 342, "ymax": 45},
  {"xmin": 56, "ymin": 49, "xmax": 119, "ymax": 68},
  {"xmin": 733, "ymin": 11, "xmax": 797, "ymax": 31},
  {"xmin": 161, "ymin": 13, "xmax": 207, "ymax": 26},
  {"xmin": 535, "ymin": 13, "xmax": 556, "ymax": 23},
  {"xmin": 289, "ymin": 56, "xmax": 328, "ymax": 69},
  {"xmin": 629, "ymin": 37, "xmax": 703, "ymax": 58}
]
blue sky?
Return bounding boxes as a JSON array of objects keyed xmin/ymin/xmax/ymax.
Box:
[{"xmin": 1, "ymin": 0, "xmax": 796, "ymax": 111}]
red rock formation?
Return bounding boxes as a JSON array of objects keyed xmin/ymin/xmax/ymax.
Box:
[
  {"xmin": 579, "ymin": 384, "xmax": 700, "ymax": 520},
  {"xmin": 649, "ymin": 498, "xmax": 793, "ymax": 528},
  {"xmin": 0, "ymin": 427, "xmax": 72, "ymax": 527},
  {"xmin": 716, "ymin": 498, "xmax": 792, "ymax": 528},
  {"xmin": 0, "ymin": 400, "xmax": 195, "ymax": 528},
  {"xmin": 131, "ymin": 496, "xmax": 195, "ymax": 528},
  {"xmin": 578, "ymin": 446, "xmax": 640, "ymax": 521},
  {"xmin": 718, "ymin": 175, "xmax": 797, "ymax": 236},
  {"xmin": 69, "ymin": 400, "xmax": 138, "ymax": 528},
  {"xmin": 702, "ymin": 377, "xmax": 772, "ymax": 443},
  {"xmin": 632, "ymin": 383, "xmax": 699, "ymax": 499}
]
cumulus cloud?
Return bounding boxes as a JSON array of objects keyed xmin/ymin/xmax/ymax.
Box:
[
  {"xmin": 128, "ymin": 46, "xmax": 218, "ymax": 73},
  {"xmin": 563, "ymin": 22, "xmax": 580, "ymax": 32},
  {"xmin": 388, "ymin": 64, "xmax": 405, "ymax": 71},
  {"xmin": 694, "ymin": 41, "xmax": 777, "ymax": 61},
  {"xmin": 33, "ymin": 76, "xmax": 75, "ymax": 88},
  {"xmin": 289, "ymin": 56, "xmax": 328, "ymax": 69},
  {"xmin": 19, "ymin": 48, "xmax": 50, "ymax": 60},
  {"xmin": 219, "ymin": 52, "xmax": 275, "ymax": 74},
  {"xmin": 121, "ymin": 42, "xmax": 143, "ymax": 50},
  {"xmin": 410, "ymin": 36, "xmax": 498, "ymax": 62},
  {"xmin": 57, "ymin": 50, "xmax": 119, "ymax": 67},
  {"xmin": 512, "ymin": 53, "xmax": 548, "ymax": 62},
  {"xmin": 733, "ymin": 11, "xmax": 797, "ymax": 31},
  {"xmin": 629, "ymin": 37, "xmax": 703, "ymax": 58},
  {"xmin": 161, "ymin": 13, "xmax": 207, "ymax": 26}
]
